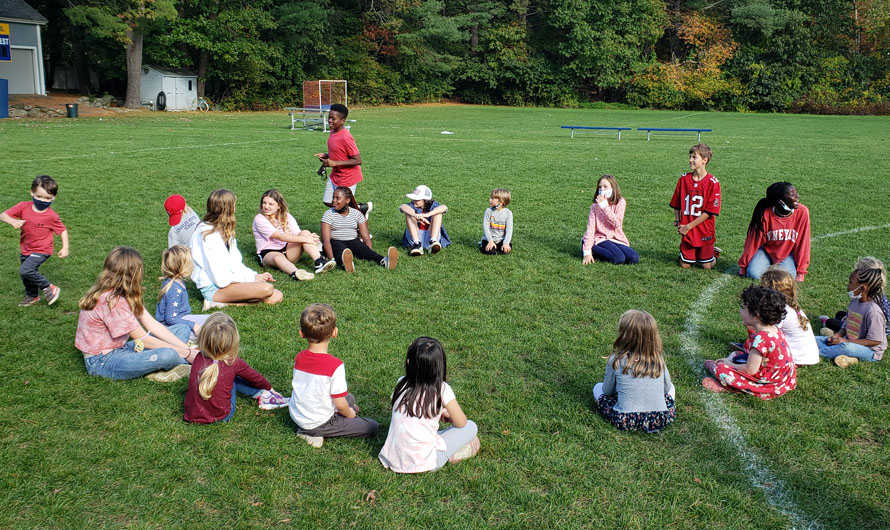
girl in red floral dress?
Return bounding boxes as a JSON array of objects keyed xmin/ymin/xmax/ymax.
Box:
[{"xmin": 702, "ymin": 286, "xmax": 797, "ymax": 399}]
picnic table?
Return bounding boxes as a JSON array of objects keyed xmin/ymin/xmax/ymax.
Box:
[
  {"xmin": 561, "ymin": 126, "xmax": 632, "ymax": 140},
  {"xmin": 286, "ymin": 107, "xmax": 329, "ymax": 131},
  {"xmin": 637, "ymin": 127, "xmax": 712, "ymax": 141}
]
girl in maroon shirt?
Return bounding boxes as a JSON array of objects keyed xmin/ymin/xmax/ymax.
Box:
[{"xmin": 184, "ymin": 313, "xmax": 288, "ymax": 423}]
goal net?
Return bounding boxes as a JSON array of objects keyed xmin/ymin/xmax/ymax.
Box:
[{"xmin": 302, "ymin": 80, "xmax": 348, "ymax": 110}]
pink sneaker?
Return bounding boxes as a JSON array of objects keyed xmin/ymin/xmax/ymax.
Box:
[{"xmin": 702, "ymin": 377, "xmax": 728, "ymax": 393}]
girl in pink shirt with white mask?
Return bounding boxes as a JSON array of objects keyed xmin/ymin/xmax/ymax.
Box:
[{"xmin": 581, "ymin": 175, "xmax": 639, "ymax": 265}]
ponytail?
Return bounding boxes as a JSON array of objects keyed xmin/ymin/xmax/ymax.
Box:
[
  {"xmin": 198, "ymin": 361, "xmax": 220, "ymax": 400},
  {"xmin": 747, "ymin": 182, "xmax": 794, "ymax": 237}
]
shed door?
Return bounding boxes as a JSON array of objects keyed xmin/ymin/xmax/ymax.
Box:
[
  {"xmin": 173, "ymin": 77, "xmax": 191, "ymax": 110},
  {"xmin": 5, "ymin": 48, "xmax": 36, "ymax": 94}
]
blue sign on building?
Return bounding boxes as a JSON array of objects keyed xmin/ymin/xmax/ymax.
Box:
[{"xmin": 0, "ymin": 23, "xmax": 11, "ymax": 62}]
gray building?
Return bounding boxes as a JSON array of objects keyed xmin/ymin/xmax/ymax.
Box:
[{"xmin": 0, "ymin": 0, "xmax": 47, "ymax": 95}]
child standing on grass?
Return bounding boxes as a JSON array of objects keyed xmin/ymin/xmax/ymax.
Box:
[
  {"xmin": 703, "ymin": 286, "xmax": 797, "ymax": 397},
  {"xmin": 593, "ymin": 310, "xmax": 676, "ymax": 433},
  {"xmin": 1, "ymin": 175, "xmax": 69, "ymax": 306},
  {"xmin": 314, "ymin": 103, "xmax": 371, "ymax": 218},
  {"xmin": 480, "ymin": 188, "xmax": 513, "ymax": 255},
  {"xmin": 156, "ymin": 245, "xmax": 209, "ymax": 339},
  {"xmin": 289, "ymin": 304, "xmax": 379, "ymax": 448},
  {"xmin": 759, "ymin": 267, "xmax": 819, "ymax": 365},
  {"xmin": 164, "ymin": 194, "xmax": 201, "ymax": 249},
  {"xmin": 400, "ymin": 185, "xmax": 450, "ymax": 256},
  {"xmin": 253, "ymin": 189, "xmax": 334, "ymax": 278},
  {"xmin": 76, "ymin": 247, "xmax": 197, "ymax": 382},
  {"xmin": 184, "ymin": 313, "xmax": 288, "ymax": 424},
  {"xmin": 321, "ymin": 186, "xmax": 397, "ymax": 272},
  {"xmin": 581, "ymin": 175, "xmax": 639, "ymax": 265},
  {"xmin": 669, "ymin": 144, "xmax": 721, "ymax": 269},
  {"xmin": 816, "ymin": 257, "xmax": 888, "ymax": 368},
  {"xmin": 191, "ymin": 189, "xmax": 282, "ymax": 308},
  {"xmin": 379, "ymin": 337, "xmax": 480, "ymax": 472}
]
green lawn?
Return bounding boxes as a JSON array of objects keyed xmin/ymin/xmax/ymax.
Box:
[{"xmin": 1, "ymin": 105, "xmax": 888, "ymax": 529}]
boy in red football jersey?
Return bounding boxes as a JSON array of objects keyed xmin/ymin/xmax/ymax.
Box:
[{"xmin": 669, "ymin": 144, "xmax": 721, "ymax": 269}]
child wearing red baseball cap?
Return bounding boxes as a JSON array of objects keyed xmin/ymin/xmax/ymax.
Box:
[{"xmin": 165, "ymin": 194, "xmax": 200, "ymax": 248}]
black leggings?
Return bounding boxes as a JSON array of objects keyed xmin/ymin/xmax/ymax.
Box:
[{"xmin": 330, "ymin": 239, "xmax": 383, "ymax": 267}]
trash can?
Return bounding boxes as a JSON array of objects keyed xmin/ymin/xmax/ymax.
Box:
[
  {"xmin": 0, "ymin": 78, "xmax": 8, "ymax": 119},
  {"xmin": 65, "ymin": 103, "xmax": 78, "ymax": 118}
]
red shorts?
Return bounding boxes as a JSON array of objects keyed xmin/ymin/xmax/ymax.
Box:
[{"xmin": 680, "ymin": 240, "xmax": 715, "ymax": 264}]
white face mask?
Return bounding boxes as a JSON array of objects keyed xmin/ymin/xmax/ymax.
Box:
[
  {"xmin": 848, "ymin": 288, "xmax": 862, "ymax": 301},
  {"xmin": 598, "ymin": 189, "xmax": 612, "ymax": 199}
]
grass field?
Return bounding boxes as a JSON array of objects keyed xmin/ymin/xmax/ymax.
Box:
[{"xmin": 1, "ymin": 105, "xmax": 889, "ymax": 529}]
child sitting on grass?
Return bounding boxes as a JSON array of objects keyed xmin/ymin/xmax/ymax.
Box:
[
  {"xmin": 164, "ymin": 194, "xmax": 200, "ymax": 249},
  {"xmin": 480, "ymin": 188, "xmax": 513, "ymax": 254},
  {"xmin": 379, "ymin": 337, "xmax": 479, "ymax": 473},
  {"xmin": 253, "ymin": 189, "xmax": 334, "ymax": 278},
  {"xmin": 156, "ymin": 245, "xmax": 209, "ymax": 339},
  {"xmin": 593, "ymin": 310, "xmax": 676, "ymax": 433},
  {"xmin": 288, "ymin": 304, "xmax": 379, "ymax": 447},
  {"xmin": 76, "ymin": 246, "xmax": 196, "ymax": 382},
  {"xmin": 321, "ymin": 186, "xmax": 397, "ymax": 272},
  {"xmin": 400, "ymin": 185, "xmax": 450, "ymax": 256},
  {"xmin": 184, "ymin": 312, "xmax": 288, "ymax": 424},
  {"xmin": 1, "ymin": 175, "xmax": 69, "ymax": 306},
  {"xmin": 703, "ymin": 286, "xmax": 797, "ymax": 398},
  {"xmin": 816, "ymin": 257, "xmax": 888, "ymax": 368}
]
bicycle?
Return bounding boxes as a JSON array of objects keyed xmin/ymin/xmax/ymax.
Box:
[{"xmin": 197, "ymin": 97, "xmax": 211, "ymax": 112}]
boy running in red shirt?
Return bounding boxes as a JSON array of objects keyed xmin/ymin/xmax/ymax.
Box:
[
  {"xmin": 314, "ymin": 104, "xmax": 371, "ymax": 218},
  {"xmin": 0, "ymin": 175, "xmax": 69, "ymax": 306},
  {"xmin": 670, "ymin": 144, "xmax": 721, "ymax": 269}
]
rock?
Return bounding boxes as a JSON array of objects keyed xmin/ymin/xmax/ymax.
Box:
[
  {"xmin": 11, "ymin": 103, "xmax": 24, "ymax": 109},
  {"xmin": 23, "ymin": 105, "xmax": 32, "ymax": 111},
  {"xmin": 26, "ymin": 108, "xmax": 43, "ymax": 117},
  {"xmin": 9, "ymin": 108, "xmax": 27, "ymax": 118}
]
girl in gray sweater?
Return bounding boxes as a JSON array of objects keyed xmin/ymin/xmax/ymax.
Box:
[{"xmin": 593, "ymin": 310, "xmax": 676, "ymax": 433}]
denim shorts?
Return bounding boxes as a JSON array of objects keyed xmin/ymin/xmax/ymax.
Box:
[{"xmin": 199, "ymin": 283, "xmax": 219, "ymax": 301}]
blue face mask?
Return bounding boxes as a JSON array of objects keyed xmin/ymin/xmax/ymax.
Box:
[{"xmin": 32, "ymin": 198, "xmax": 53, "ymax": 211}]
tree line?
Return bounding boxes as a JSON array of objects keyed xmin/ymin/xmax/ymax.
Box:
[{"xmin": 34, "ymin": 0, "xmax": 890, "ymax": 113}]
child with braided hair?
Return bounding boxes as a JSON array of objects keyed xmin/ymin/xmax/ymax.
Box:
[{"xmin": 816, "ymin": 257, "xmax": 889, "ymax": 367}]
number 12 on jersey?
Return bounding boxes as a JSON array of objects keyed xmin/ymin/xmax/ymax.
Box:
[{"xmin": 683, "ymin": 194, "xmax": 703, "ymax": 217}]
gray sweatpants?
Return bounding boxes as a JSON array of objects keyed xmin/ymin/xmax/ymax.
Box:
[
  {"xmin": 297, "ymin": 393, "xmax": 379, "ymax": 438},
  {"xmin": 435, "ymin": 420, "xmax": 478, "ymax": 469}
]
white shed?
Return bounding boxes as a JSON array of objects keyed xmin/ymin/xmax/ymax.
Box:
[{"xmin": 140, "ymin": 65, "xmax": 197, "ymax": 111}]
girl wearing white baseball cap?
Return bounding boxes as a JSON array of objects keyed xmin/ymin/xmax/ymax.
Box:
[{"xmin": 399, "ymin": 185, "xmax": 450, "ymax": 256}]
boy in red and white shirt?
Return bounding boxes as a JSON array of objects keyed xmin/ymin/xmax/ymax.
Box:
[
  {"xmin": 288, "ymin": 303, "xmax": 378, "ymax": 447},
  {"xmin": 670, "ymin": 144, "xmax": 721, "ymax": 269},
  {"xmin": 1, "ymin": 175, "xmax": 69, "ymax": 306}
]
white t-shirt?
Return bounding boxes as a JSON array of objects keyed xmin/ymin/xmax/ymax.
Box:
[
  {"xmin": 288, "ymin": 350, "xmax": 348, "ymax": 430},
  {"xmin": 378, "ymin": 379, "xmax": 456, "ymax": 473},
  {"xmin": 778, "ymin": 304, "xmax": 819, "ymax": 365}
]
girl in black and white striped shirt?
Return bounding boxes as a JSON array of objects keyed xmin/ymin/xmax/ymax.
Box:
[{"xmin": 321, "ymin": 187, "xmax": 398, "ymax": 272}]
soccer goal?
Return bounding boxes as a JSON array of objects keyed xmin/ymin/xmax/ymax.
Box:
[{"xmin": 302, "ymin": 80, "xmax": 348, "ymax": 111}]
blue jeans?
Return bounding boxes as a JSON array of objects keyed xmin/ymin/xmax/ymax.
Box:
[
  {"xmin": 220, "ymin": 377, "xmax": 263, "ymax": 422},
  {"xmin": 746, "ymin": 247, "xmax": 796, "ymax": 280},
  {"xmin": 84, "ymin": 324, "xmax": 191, "ymax": 380},
  {"xmin": 592, "ymin": 241, "xmax": 639, "ymax": 265},
  {"xmin": 815, "ymin": 336, "xmax": 876, "ymax": 362}
]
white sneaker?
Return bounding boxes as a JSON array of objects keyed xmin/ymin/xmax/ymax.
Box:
[
  {"xmin": 297, "ymin": 433, "xmax": 324, "ymax": 448},
  {"xmin": 202, "ymin": 299, "xmax": 227, "ymax": 311},
  {"xmin": 448, "ymin": 437, "xmax": 480, "ymax": 463},
  {"xmin": 145, "ymin": 363, "xmax": 191, "ymax": 383},
  {"xmin": 291, "ymin": 268, "xmax": 315, "ymax": 281},
  {"xmin": 430, "ymin": 240, "xmax": 442, "ymax": 254}
]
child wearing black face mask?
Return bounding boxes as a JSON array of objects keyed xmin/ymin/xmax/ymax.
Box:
[
  {"xmin": 0, "ymin": 175, "xmax": 69, "ymax": 306},
  {"xmin": 738, "ymin": 181, "xmax": 811, "ymax": 282}
]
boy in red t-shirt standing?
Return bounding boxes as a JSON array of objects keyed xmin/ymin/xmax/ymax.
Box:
[
  {"xmin": 314, "ymin": 104, "xmax": 372, "ymax": 218},
  {"xmin": 0, "ymin": 175, "xmax": 69, "ymax": 306},
  {"xmin": 669, "ymin": 144, "xmax": 721, "ymax": 270}
]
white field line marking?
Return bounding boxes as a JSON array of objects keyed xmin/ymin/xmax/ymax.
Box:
[
  {"xmin": 7, "ymin": 138, "xmax": 295, "ymax": 164},
  {"xmin": 684, "ymin": 222, "xmax": 890, "ymax": 528},
  {"xmin": 812, "ymin": 223, "xmax": 890, "ymax": 242}
]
